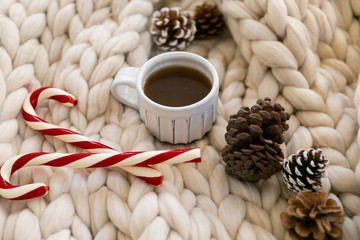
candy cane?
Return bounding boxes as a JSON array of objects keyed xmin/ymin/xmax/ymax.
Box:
[
  {"xmin": 21, "ymin": 87, "xmax": 191, "ymax": 185},
  {"xmin": 22, "ymin": 87, "xmax": 123, "ymax": 153},
  {"xmin": 0, "ymin": 148, "xmax": 201, "ymax": 200}
]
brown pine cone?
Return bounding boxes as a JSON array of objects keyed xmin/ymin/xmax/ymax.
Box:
[
  {"xmin": 150, "ymin": 7, "xmax": 196, "ymax": 51},
  {"xmin": 222, "ymin": 98, "xmax": 290, "ymax": 182},
  {"xmin": 194, "ymin": 2, "xmax": 225, "ymax": 39},
  {"xmin": 282, "ymin": 148, "xmax": 329, "ymax": 193},
  {"xmin": 281, "ymin": 191, "xmax": 344, "ymax": 240}
]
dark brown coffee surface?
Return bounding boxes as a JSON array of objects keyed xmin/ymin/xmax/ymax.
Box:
[{"xmin": 144, "ymin": 65, "xmax": 212, "ymax": 107}]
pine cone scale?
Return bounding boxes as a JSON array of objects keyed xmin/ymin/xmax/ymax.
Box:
[
  {"xmin": 242, "ymin": 149, "xmax": 254, "ymax": 155},
  {"xmin": 298, "ymin": 192, "xmax": 318, "ymax": 208},
  {"xmin": 280, "ymin": 214, "xmax": 294, "ymax": 233},
  {"xmin": 260, "ymin": 137, "xmax": 273, "ymax": 145},
  {"xmin": 297, "ymin": 221, "xmax": 313, "ymax": 237},
  {"xmin": 321, "ymin": 216, "xmax": 332, "ymax": 232},
  {"xmin": 233, "ymin": 151, "xmax": 242, "ymax": 158},
  {"xmin": 249, "ymin": 113, "xmax": 263, "ymax": 125},
  {"xmin": 259, "ymin": 110, "xmax": 271, "ymax": 121},
  {"xmin": 236, "ymin": 118, "xmax": 248, "ymax": 130},
  {"xmin": 249, "ymin": 144, "xmax": 264, "ymax": 151},
  {"xmin": 254, "ymin": 151, "xmax": 265, "ymax": 159},
  {"xmin": 249, "ymin": 124, "xmax": 263, "ymax": 137},
  {"xmin": 313, "ymin": 221, "xmax": 326, "ymax": 239},
  {"xmin": 328, "ymin": 226, "xmax": 342, "ymax": 238},
  {"xmin": 238, "ymin": 132, "xmax": 251, "ymax": 144}
]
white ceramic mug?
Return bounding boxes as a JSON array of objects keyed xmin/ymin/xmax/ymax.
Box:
[{"xmin": 111, "ymin": 52, "xmax": 219, "ymax": 144}]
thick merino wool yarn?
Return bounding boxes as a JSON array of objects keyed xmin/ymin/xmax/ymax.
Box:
[{"xmin": 0, "ymin": 0, "xmax": 359, "ymax": 239}]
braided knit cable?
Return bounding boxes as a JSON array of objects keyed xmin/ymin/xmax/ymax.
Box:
[{"xmin": 0, "ymin": 0, "xmax": 359, "ymax": 239}]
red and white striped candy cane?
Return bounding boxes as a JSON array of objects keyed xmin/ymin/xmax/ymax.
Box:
[
  {"xmin": 22, "ymin": 87, "xmax": 165, "ymax": 185},
  {"xmin": 0, "ymin": 148, "xmax": 201, "ymax": 200}
]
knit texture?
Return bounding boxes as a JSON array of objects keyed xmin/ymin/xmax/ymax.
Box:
[{"xmin": 0, "ymin": 0, "xmax": 360, "ymax": 239}]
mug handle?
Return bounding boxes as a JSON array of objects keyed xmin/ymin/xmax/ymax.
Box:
[{"xmin": 111, "ymin": 67, "xmax": 140, "ymax": 110}]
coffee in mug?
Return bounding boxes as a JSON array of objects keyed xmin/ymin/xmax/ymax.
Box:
[{"xmin": 144, "ymin": 65, "xmax": 212, "ymax": 107}]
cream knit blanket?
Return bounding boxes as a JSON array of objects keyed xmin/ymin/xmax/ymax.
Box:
[{"xmin": 0, "ymin": 0, "xmax": 360, "ymax": 239}]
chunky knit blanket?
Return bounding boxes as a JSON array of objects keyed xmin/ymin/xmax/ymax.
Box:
[{"xmin": 0, "ymin": 0, "xmax": 360, "ymax": 239}]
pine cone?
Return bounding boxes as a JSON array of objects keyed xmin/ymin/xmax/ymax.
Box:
[
  {"xmin": 194, "ymin": 2, "xmax": 225, "ymax": 39},
  {"xmin": 281, "ymin": 191, "xmax": 344, "ymax": 240},
  {"xmin": 222, "ymin": 98, "xmax": 290, "ymax": 182},
  {"xmin": 150, "ymin": 7, "xmax": 196, "ymax": 51},
  {"xmin": 282, "ymin": 148, "xmax": 329, "ymax": 193}
]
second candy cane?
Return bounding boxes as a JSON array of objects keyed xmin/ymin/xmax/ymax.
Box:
[{"xmin": 0, "ymin": 149, "xmax": 201, "ymax": 200}]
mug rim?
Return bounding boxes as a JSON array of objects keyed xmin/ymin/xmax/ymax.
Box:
[{"xmin": 136, "ymin": 51, "xmax": 219, "ymax": 111}]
